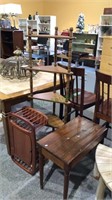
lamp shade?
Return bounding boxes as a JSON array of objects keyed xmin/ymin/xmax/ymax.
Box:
[
  {"xmin": 1, "ymin": 4, "xmax": 22, "ymax": 15},
  {"xmin": 0, "ymin": 5, "xmax": 5, "ymax": 14}
]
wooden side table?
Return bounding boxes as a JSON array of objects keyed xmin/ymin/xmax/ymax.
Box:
[
  {"xmin": 37, "ymin": 116, "xmax": 107, "ymax": 199},
  {"xmin": 95, "ymin": 144, "xmax": 112, "ymax": 199}
]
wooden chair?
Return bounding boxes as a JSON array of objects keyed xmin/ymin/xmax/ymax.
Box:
[
  {"xmin": 93, "ymin": 71, "xmax": 112, "ymax": 199},
  {"xmin": 68, "ymin": 67, "xmax": 96, "ymax": 117},
  {"xmin": 94, "ymin": 70, "xmax": 112, "ymax": 126},
  {"xmin": 8, "ymin": 106, "xmax": 48, "ymax": 175}
]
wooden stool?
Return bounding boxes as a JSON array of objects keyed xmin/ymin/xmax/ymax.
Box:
[
  {"xmin": 37, "ymin": 116, "xmax": 107, "ymax": 199},
  {"xmin": 95, "ymin": 144, "xmax": 112, "ymax": 199}
]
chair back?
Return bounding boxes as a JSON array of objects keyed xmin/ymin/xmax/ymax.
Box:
[
  {"xmin": 70, "ymin": 67, "xmax": 85, "ymax": 116},
  {"xmin": 94, "ymin": 70, "xmax": 112, "ymax": 124}
]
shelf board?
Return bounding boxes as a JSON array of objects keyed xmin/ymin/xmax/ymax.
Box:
[
  {"xmin": 29, "ymin": 91, "xmax": 71, "ymax": 104},
  {"xmin": 98, "ymin": 48, "xmax": 102, "ymax": 51},
  {"xmin": 99, "ymin": 36, "xmax": 104, "ymax": 39},
  {"xmin": 72, "ymin": 42, "xmax": 95, "ymax": 46},
  {"xmin": 26, "ymin": 65, "xmax": 73, "ymax": 75},
  {"xmin": 38, "ymin": 23, "xmax": 50, "ymax": 25},
  {"xmin": 27, "ymin": 20, "xmax": 37, "ymax": 22},
  {"xmin": 26, "ymin": 34, "xmax": 75, "ymax": 40},
  {"xmin": 2, "ymin": 41, "xmax": 13, "ymax": 44},
  {"xmin": 19, "ymin": 25, "xmax": 26, "ymax": 27},
  {"xmin": 47, "ymin": 114, "xmax": 64, "ymax": 128},
  {"xmin": 99, "ymin": 24, "xmax": 112, "ymax": 26}
]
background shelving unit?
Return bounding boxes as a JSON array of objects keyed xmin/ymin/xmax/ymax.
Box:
[
  {"xmin": 72, "ymin": 33, "xmax": 98, "ymax": 56},
  {"xmin": 18, "ymin": 18, "xmax": 27, "ymax": 40},
  {"xmin": 72, "ymin": 32, "xmax": 98, "ymax": 67},
  {"xmin": 38, "ymin": 15, "xmax": 56, "ymax": 51},
  {"xmin": 96, "ymin": 14, "xmax": 112, "ymax": 58},
  {"xmin": 19, "ymin": 15, "xmax": 56, "ymax": 51}
]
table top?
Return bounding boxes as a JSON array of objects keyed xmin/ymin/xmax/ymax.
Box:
[
  {"xmin": 96, "ymin": 144, "xmax": 112, "ymax": 191},
  {"xmin": 37, "ymin": 116, "xmax": 106, "ymax": 166},
  {"xmin": 0, "ymin": 74, "xmax": 60, "ymax": 101}
]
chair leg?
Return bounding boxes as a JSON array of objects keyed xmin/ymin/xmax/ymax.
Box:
[
  {"xmin": 75, "ymin": 110, "xmax": 78, "ymax": 117},
  {"xmin": 93, "ymin": 162, "xmax": 100, "ymax": 180},
  {"xmin": 95, "ymin": 176, "xmax": 106, "ymax": 200}
]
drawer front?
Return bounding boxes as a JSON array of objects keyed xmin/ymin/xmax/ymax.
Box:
[
  {"xmin": 100, "ymin": 55, "xmax": 112, "ymax": 74},
  {"xmin": 102, "ymin": 38, "xmax": 112, "ymax": 56}
]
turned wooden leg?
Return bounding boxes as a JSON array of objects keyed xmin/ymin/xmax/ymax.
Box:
[
  {"xmin": 93, "ymin": 162, "xmax": 100, "ymax": 179},
  {"xmin": 95, "ymin": 176, "xmax": 106, "ymax": 200},
  {"xmin": 63, "ymin": 169, "xmax": 69, "ymax": 200},
  {"xmin": 39, "ymin": 150, "xmax": 44, "ymax": 189}
]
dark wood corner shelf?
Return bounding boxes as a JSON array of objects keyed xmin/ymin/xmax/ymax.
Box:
[
  {"xmin": 26, "ymin": 26, "xmax": 74, "ymax": 123},
  {"xmin": 27, "ymin": 65, "xmax": 73, "ymax": 75},
  {"xmin": 29, "ymin": 91, "xmax": 71, "ymax": 104}
]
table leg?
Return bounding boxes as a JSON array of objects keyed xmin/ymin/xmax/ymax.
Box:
[
  {"xmin": 63, "ymin": 169, "xmax": 70, "ymax": 200},
  {"xmin": 96, "ymin": 176, "xmax": 106, "ymax": 200},
  {"xmin": 39, "ymin": 149, "xmax": 44, "ymax": 189}
]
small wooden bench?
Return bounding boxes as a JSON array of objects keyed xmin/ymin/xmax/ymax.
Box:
[
  {"xmin": 95, "ymin": 143, "xmax": 112, "ymax": 199},
  {"xmin": 37, "ymin": 116, "xmax": 107, "ymax": 199}
]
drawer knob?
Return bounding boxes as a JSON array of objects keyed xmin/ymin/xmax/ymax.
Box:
[{"xmin": 108, "ymin": 63, "xmax": 112, "ymax": 66}]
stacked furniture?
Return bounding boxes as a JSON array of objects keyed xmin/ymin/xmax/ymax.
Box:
[
  {"xmin": 25, "ymin": 26, "xmax": 107, "ymax": 199},
  {"xmin": 7, "ymin": 26, "xmax": 74, "ymax": 174},
  {"xmin": 7, "ymin": 26, "xmax": 110, "ymax": 199}
]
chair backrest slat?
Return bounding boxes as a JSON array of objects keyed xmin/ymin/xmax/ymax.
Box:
[
  {"xmin": 94, "ymin": 70, "xmax": 112, "ymax": 124},
  {"xmin": 71, "ymin": 67, "xmax": 85, "ymax": 104}
]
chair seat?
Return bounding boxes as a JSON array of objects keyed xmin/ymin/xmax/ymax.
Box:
[
  {"xmin": 47, "ymin": 114, "xmax": 64, "ymax": 128},
  {"xmin": 70, "ymin": 89, "xmax": 96, "ymax": 107}
]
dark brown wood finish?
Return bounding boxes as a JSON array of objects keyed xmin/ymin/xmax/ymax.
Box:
[
  {"xmin": 26, "ymin": 26, "xmax": 74, "ymax": 125},
  {"xmin": 1, "ymin": 29, "xmax": 24, "ymax": 58},
  {"xmin": 71, "ymin": 67, "xmax": 96, "ymax": 116},
  {"xmin": 61, "ymin": 67, "xmax": 96, "ymax": 118},
  {"xmin": 37, "ymin": 116, "xmax": 107, "ymax": 199},
  {"xmin": 94, "ymin": 70, "xmax": 112, "ymax": 124},
  {"xmin": 8, "ymin": 106, "xmax": 48, "ymax": 175}
]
